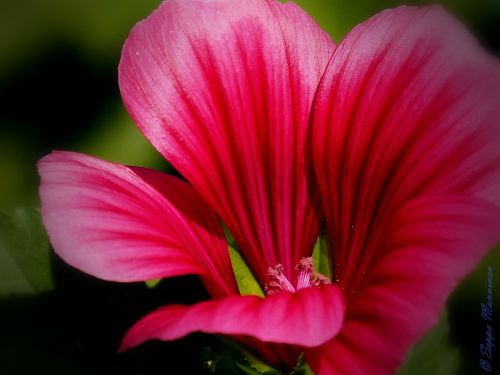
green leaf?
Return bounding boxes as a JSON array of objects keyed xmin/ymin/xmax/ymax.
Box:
[
  {"xmin": 311, "ymin": 229, "xmax": 333, "ymax": 280},
  {"xmin": 0, "ymin": 207, "xmax": 53, "ymax": 293},
  {"xmin": 396, "ymin": 310, "xmax": 459, "ymax": 375},
  {"xmin": 228, "ymin": 245, "xmax": 264, "ymax": 297}
]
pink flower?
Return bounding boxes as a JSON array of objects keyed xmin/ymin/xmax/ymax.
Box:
[{"xmin": 38, "ymin": 1, "xmax": 500, "ymax": 374}]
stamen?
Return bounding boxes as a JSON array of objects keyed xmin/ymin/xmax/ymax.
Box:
[
  {"xmin": 296, "ymin": 257, "xmax": 330, "ymax": 290},
  {"xmin": 310, "ymin": 273, "xmax": 331, "ymax": 288},
  {"xmin": 296, "ymin": 257, "xmax": 314, "ymax": 273},
  {"xmin": 265, "ymin": 264, "xmax": 295, "ymax": 295},
  {"xmin": 264, "ymin": 258, "xmax": 332, "ymax": 295},
  {"xmin": 295, "ymin": 257, "xmax": 314, "ymax": 290}
]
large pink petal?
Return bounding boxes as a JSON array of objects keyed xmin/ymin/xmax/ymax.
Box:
[
  {"xmin": 119, "ymin": 0, "xmax": 334, "ymax": 282},
  {"xmin": 38, "ymin": 151, "xmax": 237, "ymax": 297},
  {"xmin": 306, "ymin": 196, "xmax": 500, "ymax": 375},
  {"xmin": 120, "ymin": 284, "xmax": 345, "ymax": 351},
  {"xmin": 312, "ymin": 6, "xmax": 500, "ymax": 290}
]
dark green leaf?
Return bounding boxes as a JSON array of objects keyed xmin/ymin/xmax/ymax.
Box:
[
  {"xmin": 396, "ymin": 310, "xmax": 459, "ymax": 375},
  {"xmin": 0, "ymin": 207, "xmax": 53, "ymax": 293}
]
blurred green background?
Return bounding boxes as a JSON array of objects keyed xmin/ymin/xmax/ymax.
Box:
[{"xmin": 0, "ymin": 0, "xmax": 499, "ymax": 374}]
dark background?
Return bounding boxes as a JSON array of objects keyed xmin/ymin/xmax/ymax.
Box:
[{"xmin": 0, "ymin": 1, "xmax": 499, "ymax": 374}]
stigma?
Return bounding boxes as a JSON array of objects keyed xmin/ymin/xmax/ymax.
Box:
[{"xmin": 265, "ymin": 257, "xmax": 330, "ymax": 296}]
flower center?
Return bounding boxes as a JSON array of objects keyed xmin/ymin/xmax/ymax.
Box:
[{"xmin": 264, "ymin": 257, "xmax": 330, "ymax": 296}]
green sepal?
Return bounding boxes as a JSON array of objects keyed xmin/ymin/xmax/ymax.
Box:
[
  {"xmin": 311, "ymin": 228, "xmax": 333, "ymax": 281},
  {"xmin": 223, "ymin": 223, "xmax": 264, "ymax": 297},
  {"xmin": 290, "ymin": 353, "xmax": 314, "ymax": 375},
  {"xmin": 223, "ymin": 224, "xmax": 239, "ymax": 249},
  {"xmin": 201, "ymin": 336, "xmax": 279, "ymax": 375},
  {"xmin": 203, "ymin": 336, "xmax": 314, "ymax": 375},
  {"xmin": 145, "ymin": 278, "xmax": 161, "ymax": 288},
  {"xmin": 228, "ymin": 245, "xmax": 265, "ymax": 297}
]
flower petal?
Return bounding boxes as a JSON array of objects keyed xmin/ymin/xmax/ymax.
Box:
[
  {"xmin": 119, "ymin": 0, "xmax": 334, "ymax": 281},
  {"xmin": 120, "ymin": 284, "xmax": 345, "ymax": 351},
  {"xmin": 38, "ymin": 151, "xmax": 237, "ymax": 297},
  {"xmin": 312, "ymin": 6, "xmax": 500, "ymax": 290},
  {"xmin": 306, "ymin": 196, "xmax": 500, "ymax": 375}
]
